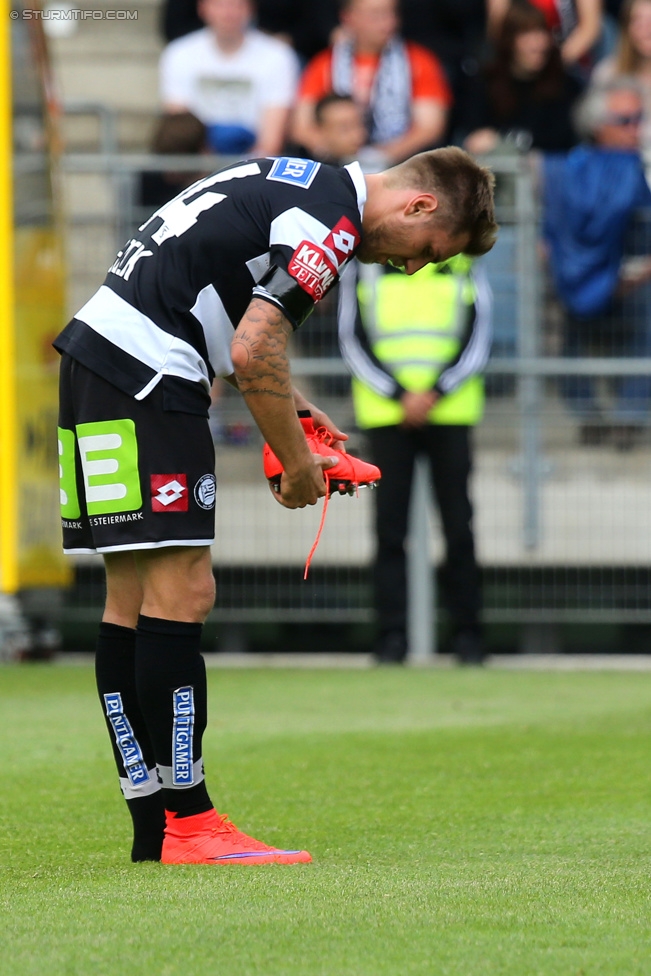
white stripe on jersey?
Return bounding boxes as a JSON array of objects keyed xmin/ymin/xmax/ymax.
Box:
[
  {"xmin": 269, "ymin": 208, "xmax": 333, "ymax": 259},
  {"xmin": 189, "ymin": 284, "xmax": 235, "ymax": 377},
  {"xmin": 343, "ymin": 162, "xmax": 367, "ymax": 218},
  {"xmin": 245, "ymin": 252, "xmax": 271, "ymax": 282},
  {"xmin": 76, "ymin": 286, "xmax": 212, "ymax": 395}
]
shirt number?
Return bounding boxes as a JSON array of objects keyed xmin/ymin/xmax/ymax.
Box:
[{"xmin": 139, "ymin": 161, "xmax": 261, "ymax": 245}]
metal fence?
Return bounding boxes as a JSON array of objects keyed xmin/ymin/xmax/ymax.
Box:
[{"xmin": 46, "ymin": 124, "xmax": 651, "ymax": 653}]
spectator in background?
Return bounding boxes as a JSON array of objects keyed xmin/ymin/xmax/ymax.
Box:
[
  {"xmin": 487, "ymin": 0, "xmax": 604, "ymax": 69},
  {"xmin": 463, "ymin": 1, "xmax": 584, "ymax": 155},
  {"xmin": 139, "ymin": 112, "xmax": 209, "ymax": 210},
  {"xmin": 543, "ymin": 78, "xmax": 651, "ymax": 449},
  {"xmin": 159, "ymin": 0, "xmax": 300, "ymax": 157},
  {"xmin": 290, "ymin": 0, "xmax": 452, "ymax": 168},
  {"xmin": 313, "ymin": 92, "xmax": 368, "ymax": 164},
  {"xmin": 593, "ymin": 0, "xmax": 651, "ymax": 160}
]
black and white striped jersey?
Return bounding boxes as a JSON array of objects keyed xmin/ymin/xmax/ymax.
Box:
[{"xmin": 54, "ymin": 157, "xmax": 365, "ymax": 413}]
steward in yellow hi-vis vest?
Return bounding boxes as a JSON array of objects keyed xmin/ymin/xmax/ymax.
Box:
[
  {"xmin": 338, "ymin": 256, "xmax": 493, "ymax": 664},
  {"xmin": 340, "ymin": 254, "xmax": 490, "ymax": 428}
]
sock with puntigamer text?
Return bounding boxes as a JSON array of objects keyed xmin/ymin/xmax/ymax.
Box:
[
  {"xmin": 95, "ymin": 621, "xmax": 165, "ymax": 861},
  {"xmin": 135, "ymin": 615, "xmax": 212, "ymax": 818}
]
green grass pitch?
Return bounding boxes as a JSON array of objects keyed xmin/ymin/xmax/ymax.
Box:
[{"xmin": 2, "ymin": 663, "xmax": 651, "ymax": 975}]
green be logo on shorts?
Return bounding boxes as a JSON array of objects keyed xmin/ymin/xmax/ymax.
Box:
[
  {"xmin": 59, "ymin": 419, "xmax": 143, "ymax": 517},
  {"xmin": 58, "ymin": 427, "xmax": 81, "ymax": 519}
]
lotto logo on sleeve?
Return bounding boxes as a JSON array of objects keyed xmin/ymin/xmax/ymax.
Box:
[
  {"xmin": 323, "ymin": 216, "xmax": 361, "ymax": 265},
  {"xmin": 151, "ymin": 474, "xmax": 188, "ymax": 512},
  {"xmin": 266, "ymin": 157, "xmax": 320, "ymax": 188},
  {"xmin": 288, "ymin": 241, "xmax": 337, "ymax": 301}
]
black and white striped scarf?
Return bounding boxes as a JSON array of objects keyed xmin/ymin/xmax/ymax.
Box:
[{"xmin": 331, "ymin": 36, "xmax": 412, "ymax": 144}]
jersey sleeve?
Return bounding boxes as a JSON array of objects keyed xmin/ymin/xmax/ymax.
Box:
[{"xmin": 252, "ymin": 160, "xmax": 363, "ymax": 328}]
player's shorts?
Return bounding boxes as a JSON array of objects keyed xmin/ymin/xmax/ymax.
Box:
[{"xmin": 58, "ymin": 354, "xmax": 217, "ymax": 554}]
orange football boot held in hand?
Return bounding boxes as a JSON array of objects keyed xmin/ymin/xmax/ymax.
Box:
[
  {"xmin": 263, "ymin": 412, "xmax": 382, "ymax": 578},
  {"xmin": 161, "ymin": 808, "xmax": 312, "ymax": 865},
  {"xmin": 263, "ymin": 412, "xmax": 381, "ymax": 498}
]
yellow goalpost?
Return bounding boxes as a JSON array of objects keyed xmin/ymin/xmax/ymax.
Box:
[
  {"xmin": 0, "ymin": 0, "xmax": 71, "ymax": 596},
  {"xmin": 0, "ymin": 0, "xmax": 17, "ymax": 594}
]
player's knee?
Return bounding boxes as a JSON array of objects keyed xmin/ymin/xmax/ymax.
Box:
[
  {"xmin": 138, "ymin": 547, "xmax": 215, "ymax": 622},
  {"xmin": 193, "ymin": 571, "xmax": 216, "ymax": 620},
  {"xmin": 175, "ymin": 559, "xmax": 215, "ymax": 621}
]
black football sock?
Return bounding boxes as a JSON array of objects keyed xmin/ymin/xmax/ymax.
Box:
[
  {"xmin": 95, "ymin": 622, "xmax": 165, "ymax": 862},
  {"xmin": 135, "ymin": 615, "xmax": 213, "ymax": 819}
]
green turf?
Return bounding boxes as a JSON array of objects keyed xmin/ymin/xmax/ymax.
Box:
[{"xmin": 2, "ymin": 664, "xmax": 651, "ymax": 975}]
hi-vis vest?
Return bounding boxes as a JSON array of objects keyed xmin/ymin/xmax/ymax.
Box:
[{"xmin": 352, "ymin": 255, "xmax": 485, "ymax": 429}]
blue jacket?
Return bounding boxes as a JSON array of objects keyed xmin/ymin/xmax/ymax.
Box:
[{"xmin": 543, "ymin": 147, "xmax": 651, "ymax": 317}]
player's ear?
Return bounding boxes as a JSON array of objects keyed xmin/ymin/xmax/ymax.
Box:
[{"xmin": 404, "ymin": 193, "xmax": 438, "ymax": 218}]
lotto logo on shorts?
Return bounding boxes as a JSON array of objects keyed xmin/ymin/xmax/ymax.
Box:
[
  {"xmin": 266, "ymin": 156, "xmax": 320, "ymax": 188},
  {"xmin": 151, "ymin": 474, "xmax": 188, "ymax": 512},
  {"xmin": 172, "ymin": 686, "xmax": 195, "ymax": 786},
  {"xmin": 323, "ymin": 217, "xmax": 360, "ymax": 265},
  {"xmin": 288, "ymin": 241, "xmax": 337, "ymax": 301}
]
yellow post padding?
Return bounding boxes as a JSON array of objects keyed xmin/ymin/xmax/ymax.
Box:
[{"xmin": 0, "ymin": 0, "xmax": 17, "ymax": 593}]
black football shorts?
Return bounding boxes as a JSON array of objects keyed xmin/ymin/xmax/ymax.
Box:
[{"xmin": 57, "ymin": 354, "xmax": 217, "ymax": 554}]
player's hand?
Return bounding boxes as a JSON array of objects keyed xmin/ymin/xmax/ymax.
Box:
[
  {"xmin": 272, "ymin": 455, "xmax": 338, "ymax": 509},
  {"xmin": 308, "ymin": 405, "xmax": 348, "ymax": 451},
  {"xmin": 293, "ymin": 390, "xmax": 349, "ymax": 451},
  {"xmin": 401, "ymin": 391, "xmax": 439, "ymax": 428}
]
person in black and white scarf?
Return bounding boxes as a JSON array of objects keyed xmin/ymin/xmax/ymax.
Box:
[{"xmin": 291, "ymin": 0, "xmax": 453, "ymax": 168}]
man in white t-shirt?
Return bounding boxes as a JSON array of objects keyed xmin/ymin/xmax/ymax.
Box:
[{"xmin": 160, "ymin": 0, "xmax": 300, "ymax": 157}]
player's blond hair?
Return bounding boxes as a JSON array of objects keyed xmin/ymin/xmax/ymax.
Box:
[{"xmin": 386, "ymin": 146, "xmax": 498, "ymax": 257}]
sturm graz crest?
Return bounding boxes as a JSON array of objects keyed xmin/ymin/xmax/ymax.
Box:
[{"xmin": 194, "ymin": 473, "xmax": 216, "ymax": 510}]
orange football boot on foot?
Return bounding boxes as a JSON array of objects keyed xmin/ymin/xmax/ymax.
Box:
[
  {"xmin": 263, "ymin": 413, "xmax": 381, "ymax": 497},
  {"xmin": 160, "ymin": 808, "xmax": 312, "ymax": 865}
]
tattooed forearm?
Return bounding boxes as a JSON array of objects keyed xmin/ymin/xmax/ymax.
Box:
[
  {"xmin": 240, "ymin": 387, "xmax": 293, "ymax": 399},
  {"xmin": 230, "ymin": 298, "xmax": 316, "ymax": 476},
  {"xmin": 231, "ymin": 298, "xmax": 294, "ymax": 398}
]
